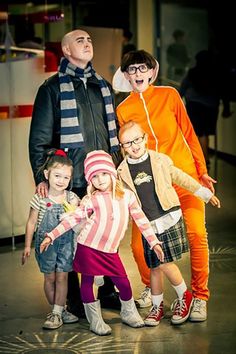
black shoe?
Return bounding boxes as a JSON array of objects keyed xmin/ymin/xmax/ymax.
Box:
[
  {"xmin": 98, "ymin": 291, "xmax": 121, "ymax": 310},
  {"xmin": 67, "ymin": 271, "xmax": 86, "ymax": 318},
  {"xmin": 66, "ymin": 300, "xmax": 86, "ymax": 319}
]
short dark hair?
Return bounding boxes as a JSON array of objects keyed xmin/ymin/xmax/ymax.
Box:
[
  {"xmin": 123, "ymin": 29, "xmax": 133, "ymax": 41},
  {"xmin": 173, "ymin": 29, "xmax": 185, "ymax": 40},
  {"xmin": 36, "ymin": 148, "xmax": 73, "ymax": 181},
  {"xmin": 121, "ymin": 49, "xmax": 156, "ymax": 72}
]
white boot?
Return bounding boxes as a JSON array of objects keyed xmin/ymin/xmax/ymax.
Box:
[
  {"xmin": 120, "ymin": 297, "xmax": 145, "ymax": 328},
  {"xmin": 83, "ymin": 300, "xmax": 112, "ymax": 336}
]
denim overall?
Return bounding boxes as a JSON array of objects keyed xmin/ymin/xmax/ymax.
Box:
[{"xmin": 35, "ymin": 198, "xmax": 74, "ymax": 273}]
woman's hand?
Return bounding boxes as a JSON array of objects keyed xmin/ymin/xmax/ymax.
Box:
[
  {"xmin": 200, "ymin": 174, "xmax": 217, "ymax": 193},
  {"xmin": 40, "ymin": 236, "xmax": 52, "ymax": 253}
]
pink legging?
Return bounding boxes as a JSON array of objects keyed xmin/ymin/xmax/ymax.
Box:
[
  {"xmin": 81, "ymin": 274, "xmax": 132, "ymax": 303},
  {"xmin": 132, "ymin": 187, "xmax": 209, "ymax": 301}
]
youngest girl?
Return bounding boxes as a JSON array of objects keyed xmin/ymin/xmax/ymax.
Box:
[
  {"xmin": 40, "ymin": 150, "xmax": 164, "ymax": 336},
  {"xmin": 22, "ymin": 149, "xmax": 80, "ymax": 330}
]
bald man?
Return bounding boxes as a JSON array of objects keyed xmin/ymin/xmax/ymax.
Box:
[{"xmin": 29, "ymin": 29, "xmax": 122, "ymax": 318}]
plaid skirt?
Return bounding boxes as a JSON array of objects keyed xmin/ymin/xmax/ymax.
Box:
[{"xmin": 142, "ymin": 217, "xmax": 189, "ymax": 268}]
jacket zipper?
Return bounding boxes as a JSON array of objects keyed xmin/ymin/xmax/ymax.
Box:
[{"xmin": 139, "ymin": 92, "xmax": 159, "ymax": 152}]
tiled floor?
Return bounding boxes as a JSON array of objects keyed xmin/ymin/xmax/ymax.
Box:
[{"xmin": 0, "ymin": 156, "xmax": 236, "ymax": 354}]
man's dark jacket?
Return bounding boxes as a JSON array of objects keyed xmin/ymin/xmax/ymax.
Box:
[{"xmin": 29, "ymin": 73, "xmax": 122, "ymax": 189}]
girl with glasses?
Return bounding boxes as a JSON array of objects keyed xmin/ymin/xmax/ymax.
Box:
[{"xmin": 118, "ymin": 120, "xmax": 220, "ymax": 326}]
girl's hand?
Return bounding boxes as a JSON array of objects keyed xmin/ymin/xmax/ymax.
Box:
[
  {"xmin": 153, "ymin": 244, "xmax": 164, "ymax": 263},
  {"xmin": 21, "ymin": 247, "xmax": 31, "ymax": 265},
  {"xmin": 209, "ymin": 195, "xmax": 221, "ymax": 208},
  {"xmin": 40, "ymin": 236, "xmax": 52, "ymax": 253}
]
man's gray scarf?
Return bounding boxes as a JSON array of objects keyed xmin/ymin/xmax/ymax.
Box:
[{"xmin": 59, "ymin": 57, "xmax": 119, "ymax": 152}]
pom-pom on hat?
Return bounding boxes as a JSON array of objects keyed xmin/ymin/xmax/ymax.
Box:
[{"xmin": 84, "ymin": 150, "xmax": 117, "ymax": 183}]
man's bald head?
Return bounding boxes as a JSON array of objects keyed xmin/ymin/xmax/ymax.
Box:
[
  {"xmin": 61, "ymin": 29, "xmax": 90, "ymax": 50},
  {"xmin": 61, "ymin": 29, "xmax": 93, "ymax": 67}
]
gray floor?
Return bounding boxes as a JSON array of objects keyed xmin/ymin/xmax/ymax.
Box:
[{"xmin": 0, "ymin": 156, "xmax": 236, "ymax": 354}]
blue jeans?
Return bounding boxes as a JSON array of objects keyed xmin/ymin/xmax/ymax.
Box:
[{"xmin": 35, "ymin": 200, "xmax": 74, "ymax": 273}]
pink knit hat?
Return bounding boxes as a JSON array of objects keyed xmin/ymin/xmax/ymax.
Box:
[{"xmin": 84, "ymin": 150, "xmax": 117, "ymax": 183}]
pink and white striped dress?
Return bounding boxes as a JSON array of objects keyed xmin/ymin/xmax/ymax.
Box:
[{"xmin": 46, "ymin": 189, "xmax": 160, "ymax": 276}]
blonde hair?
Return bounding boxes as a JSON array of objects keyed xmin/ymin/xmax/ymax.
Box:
[
  {"xmin": 115, "ymin": 178, "xmax": 125, "ymax": 199},
  {"xmin": 119, "ymin": 121, "xmax": 145, "ymax": 142}
]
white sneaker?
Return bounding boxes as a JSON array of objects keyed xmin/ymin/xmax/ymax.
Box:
[
  {"xmin": 43, "ymin": 313, "xmax": 63, "ymax": 330},
  {"xmin": 62, "ymin": 308, "xmax": 79, "ymax": 323},
  {"xmin": 189, "ymin": 298, "xmax": 207, "ymax": 322},
  {"xmin": 135, "ymin": 287, "xmax": 152, "ymax": 308}
]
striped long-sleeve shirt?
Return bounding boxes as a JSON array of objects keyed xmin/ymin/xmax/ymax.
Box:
[{"xmin": 46, "ymin": 189, "xmax": 161, "ymax": 253}]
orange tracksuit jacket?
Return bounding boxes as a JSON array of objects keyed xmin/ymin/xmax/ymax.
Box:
[{"xmin": 117, "ymin": 85, "xmax": 209, "ymax": 300}]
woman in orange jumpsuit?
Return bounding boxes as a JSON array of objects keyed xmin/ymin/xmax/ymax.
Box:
[{"xmin": 113, "ymin": 50, "xmax": 217, "ymax": 322}]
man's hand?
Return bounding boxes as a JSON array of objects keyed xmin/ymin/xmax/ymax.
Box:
[
  {"xmin": 153, "ymin": 244, "xmax": 164, "ymax": 263},
  {"xmin": 200, "ymin": 173, "xmax": 217, "ymax": 193},
  {"xmin": 36, "ymin": 181, "xmax": 49, "ymax": 198},
  {"xmin": 40, "ymin": 236, "xmax": 52, "ymax": 253}
]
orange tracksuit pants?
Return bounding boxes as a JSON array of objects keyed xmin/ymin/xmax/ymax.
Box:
[{"xmin": 131, "ymin": 186, "xmax": 209, "ymax": 301}]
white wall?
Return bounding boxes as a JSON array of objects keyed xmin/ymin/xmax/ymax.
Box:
[{"xmin": 0, "ymin": 53, "xmax": 55, "ymax": 238}]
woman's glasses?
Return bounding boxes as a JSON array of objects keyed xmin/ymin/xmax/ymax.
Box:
[{"xmin": 126, "ymin": 64, "xmax": 149, "ymax": 75}]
